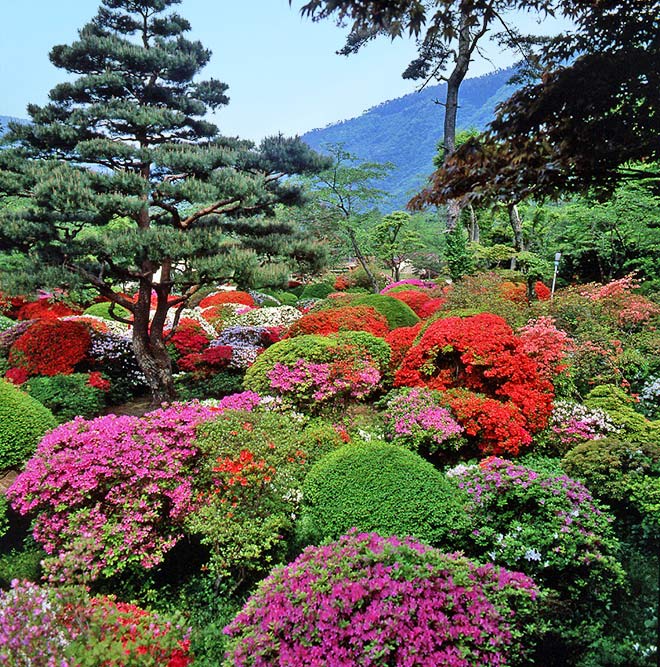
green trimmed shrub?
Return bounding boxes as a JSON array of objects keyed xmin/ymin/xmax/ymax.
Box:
[
  {"xmin": 300, "ymin": 282, "xmax": 335, "ymax": 300},
  {"xmin": 562, "ymin": 437, "xmax": 660, "ymax": 505},
  {"xmin": 0, "ymin": 315, "xmax": 15, "ymax": 332},
  {"xmin": 0, "ymin": 541, "xmax": 44, "ymax": 587},
  {"xmin": 0, "ymin": 379, "xmax": 57, "ymax": 468},
  {"xmin": 83, "ymin": 301, "xmax": 131, "ymax": 321},
  {"xmin": 243, "ymin": 332, "xmax": 391, "ymax": 404},
  {"xmin": 262, "ymin": 289, "xmax": 298, "ymax": 306},
  {"xmin": 585, "ymin": 384, "xmax": 660, "ymax": 442},
  {"xmin": 299, "ymin": 440, "xmax": 468, "ymax": 546},
  {"xmin": 352, "ymin": 294, "xmax": 420, "ymax": 329},
  {"xmin": 25, "ymin": 374, "xmax": 106, "ymax": 423}
]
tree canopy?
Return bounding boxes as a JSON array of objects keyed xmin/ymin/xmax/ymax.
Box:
[
  {"xmin": 0, "ymin": 0, "xmax": 328, "ymax": 402},
  {"xmin": 413, "ymin": 0, "xmax": 660, "ymax": 206}
]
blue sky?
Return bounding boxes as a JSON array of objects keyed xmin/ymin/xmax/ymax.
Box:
[{"xmin": 0, "ymin": 1, "xmax": 566, "ymax": 141}]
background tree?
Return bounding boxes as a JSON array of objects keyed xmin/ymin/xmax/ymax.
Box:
[
  {"xmin": 417, "ymin": 0, "xmax": 660, "ymax": 204},
  {"xmin": 308, "ymin": 143, "xmax": 393, "ymax": 291},
  {"xmin": 294, "ymin": 0, "xmax": 560, "ymax": 228},
  {"xmin": 0, "ymin": 0, "xmax": 327, "ymax": 403},
  {"xmin": 370, "ymin": 210, "xmax": 423, "ymax": 281}
]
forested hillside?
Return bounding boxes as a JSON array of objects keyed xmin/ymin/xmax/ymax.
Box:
[{"xmin": 302, "ymin": 67, "xmax": 517, "ymax": 210}]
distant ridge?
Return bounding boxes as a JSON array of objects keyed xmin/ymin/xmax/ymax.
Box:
[
  {"xmin": 0, "ymin": 116, "xmax": 25, "ymax": 136},
  {"xmin": 301, "ymin": 67, "xmax": 517, "ymax": 211}
]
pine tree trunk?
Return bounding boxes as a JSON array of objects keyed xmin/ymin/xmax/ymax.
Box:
[
  {"xmin": 468, "ymin": 204, "xmax": 480, "ymax": 243},
  {"xmin": 131, "ymin": 279, "xmax": 176, "ymax": 406}
]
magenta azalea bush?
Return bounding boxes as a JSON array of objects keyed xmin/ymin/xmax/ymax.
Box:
[
  {"xmin": 382, "ymin": 387, "xmax": 464, "ymax": 456},
  {"xmin": 223, "ymin": 531, "xmax": 539, "ymax": 667},
  {"xmin": 7, "ymin": 402, "xmax": 219, "ymax": 582}
]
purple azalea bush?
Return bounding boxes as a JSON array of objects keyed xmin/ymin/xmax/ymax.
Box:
[
  {"xmin": 224, "ymin": 531, "xmax": 539, "ymax": 667},
  {"xmin": 447, "ymin": 457, "xmax": 624, "ymax": 653}
]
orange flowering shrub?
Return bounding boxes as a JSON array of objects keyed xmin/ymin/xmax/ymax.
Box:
[
  {"xmin": 199, "ymin": 290, "xmax": 255, "ymax": 308},
  {"xmin": 286, "ymin": 306, "xmax": 389, "ymax": 338}
]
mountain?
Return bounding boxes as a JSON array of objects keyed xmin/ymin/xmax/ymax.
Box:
[
  {"xmin": 301, "ymin": 67, "xmax": 517, "ymax": 211},
  {"xmin": 0, "ymin": 116, "xmax": 23, "ymax": 135}
]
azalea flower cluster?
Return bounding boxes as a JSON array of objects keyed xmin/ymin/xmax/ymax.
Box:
[
  {"xmin": 551, "ymin": 400, "xmax": 621, "ymax": 449},
  {"xmin": 382, "ymin": 387, "xmax": 464, "ymax": 455},
  {"xmin": 286, "ymin": 305, "xmax": 389, "ymax": 338},
  {"xmin": 268, "ymin": 357, "xmax": 382, "ymax": 405},
  {"xmin": 224, "ymin": 531, "xmax": 539, "ymax": 667},
  {"xmin": 7, "ymin": 402, "xmax": 219, "ymax": 582}
]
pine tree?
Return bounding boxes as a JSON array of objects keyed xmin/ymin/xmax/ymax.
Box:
[{"xmin": 0, "ymin": 0, "xmax": 327, "ymax": 403}]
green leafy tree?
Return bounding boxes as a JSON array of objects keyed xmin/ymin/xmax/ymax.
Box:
[
  {"xmin": 417, "ymin": 0, "xmax": 660, "ymax": 202},
  {"xmin": 370, "ymin": 210, "xmax": 423, "ymax": 280},
  {"xmin": 0, "ymin": 0, "xmax": 327, "ymax": 403},
  {"xmin": 309, "ymin": 143, "xmax": 393, "ymax": 292},
  {"xmin": 294, "ymin": 0, "xmax": 560, "ymax": 228}
]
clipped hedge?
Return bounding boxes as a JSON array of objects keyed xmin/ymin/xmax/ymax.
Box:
[
  {"xmin": 0, "ymin": 379, "xmax": 57, "ymax": 469},
  {"xmin": 25, "ymin": 374, "xmax": 106, "ymax": 423},
  {"xmin": 299, "ymin": 440, "xmax": 468, "ymax": 546},
  {"xmin": 83, "ymin": 301, "xmax": 132, "ymax": 321},
  {"xmin": 351, "ymin": 294, "xmax": 420, "ymax": 329}
]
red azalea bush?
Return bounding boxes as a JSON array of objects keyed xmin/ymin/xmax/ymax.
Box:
[
  {"xmin": 16, "ymin": 299, "xmax": 82, "ymax": 321},
  {"xmin": 395, "ymin": 313, "xmax": 554, "ymax": 452},
  {"xmin": 199, "ymin": 290, "xmax": 255, "ymax": 308},
  {"xmin": 5, "ymin": 366, "xmax": 29, "ymax": 385},
  {"xmin": 384, "ymin": 322, "xmax": 424, "ymax": 372},
  {"xmin": 286, "ymin": 305, "xmax": 389, "ymax": 338},
  {"xmin": 417, "ymin": 297, "xmax": 447, "ymax": 319},
  {"xmin": 440, "ymin": 389, "xmax": 532, "ymax": 455},
  {"xmin": 68, "ymin": 596, "xmax": 192, "ymax": 666},
  {"xmin": 388, "ymin": 289, "xmax": 434, "ymax": 317},
  {"xmin": 166, "ymin": 319, "xmax": 212, "ymax": 356},
  {"xmin": 178, "ymin": 345, "xmax": 233, "ymax": 376},
  {"xmin": 9, "ymin": 320, "xmax": 91, "ymax": 376}
]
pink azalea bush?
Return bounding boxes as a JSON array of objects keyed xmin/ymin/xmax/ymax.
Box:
[
  {"xmin": 223, "ymin": 531, "xmax": 539, "ymax": 667},
  {"xmin": 8, "ymin": 402, "xmax": 219, "ymax": 582},
  {"xmin": 382, "ymin": 387, "xmax": 464, "ymax": 455},
  {"xmin": 268, "ymin": 358, "xmax": 382, "ymax": 403}
]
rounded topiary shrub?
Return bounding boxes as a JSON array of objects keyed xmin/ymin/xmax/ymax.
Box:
[
  {"xmin": 243, "ymin": 332, "xmax": 390, "ymax": 409},
  {"xmin": 300, "ymin": 282, "xmax": 335, "ymax": 300},
  {"xmin": 352, "ymin": 293, "xmax": 420, "ymax": 329},
  {"xmin": 0, "ymin": 379, "xmax": 57, "ymax": 469},
  {"xmin": 224, "ymin": 531, "xmax": 539, "ymax": 667},
  {"xmin": 299, "ymin": 440, "xmax": 467, "ymax": 546},
  {"xmin": 83, "ymin": 301, "xmax": 132, "ymax": 321}
]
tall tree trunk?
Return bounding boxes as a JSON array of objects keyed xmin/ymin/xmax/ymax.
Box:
[
  {"xmin": 347, "ymin": 227, "xmax": 379, "ymax": 293},
  {"xmin": 508, "ymin": 203, "xmax": 524, "ymax": 270},
  {"xmin": 467, "ymin": 203, "xmax": 480, "ymax": 243},
  {"xmin": 442, "ymin": 8, "xmax": 472, "ymax": 231}
]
